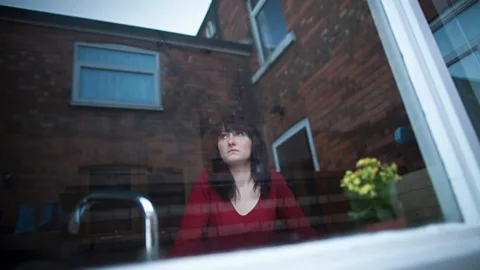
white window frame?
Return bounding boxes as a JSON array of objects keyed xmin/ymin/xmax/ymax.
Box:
[
  {"xmin": 378, "ymin": 0, "xmax": 480, "ymax": 223},
  {"xmin": 71, "ymin": 42, "xmax": 163, "ymax": 111},
  {"xmin": 272, "ymin": 118, "xmax": 320, "ymax": 172},
  {"xmin": 247, "ymin": 0, "xmax": 296, "ymax": 84}
]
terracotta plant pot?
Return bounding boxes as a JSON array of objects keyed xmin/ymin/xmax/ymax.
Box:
[{"xmin": 364, "ymin": 219, "xmax": 406, "ymax": 233}]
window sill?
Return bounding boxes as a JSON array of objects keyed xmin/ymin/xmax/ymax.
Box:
[
  {"xmin": 71, "ymin": 100, "xmax": 164, "ymax": 111},
  {"xmin": 251, "ymin": 31, "xmax": 296, "ymax": 84},
  {"xmin": 105, "ymin": 223, "xmax": 480, "ymax": 269}
]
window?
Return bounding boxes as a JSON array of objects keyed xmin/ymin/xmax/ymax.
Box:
[
  {"xmin": 205, "ymin": 21, "xmax": 216, "ymax": 39},
  {"xmin": 72, "ymin": 42, "xmax": 162, "ymax": 110},
  {"xmin": 272, "ymin": 118, "xmax": 320, "ymax": 172},
  {"xmin": 248, "ymin": 0, "xmax": 293, "ymax": 65}
]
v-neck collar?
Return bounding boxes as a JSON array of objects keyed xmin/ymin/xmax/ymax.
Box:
[{"xmin": 229, "ymin": 197, "xmax": 261, "ymax": 217}]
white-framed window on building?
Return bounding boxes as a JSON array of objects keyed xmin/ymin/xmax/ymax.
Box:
[
  {"xmin": 272, "ymin": 118, "xmax": 320, "ymax": 173},
  {"xmin": 205, "ymin": 21, "xmax": 217, "ymax": 39},
  {"xmin": 71, "ymin": 42, "xmax": 162, "ymax": 111},
  {"xmin": 247, "ymin": 0, "xmax": 295, "ymax": 76}
]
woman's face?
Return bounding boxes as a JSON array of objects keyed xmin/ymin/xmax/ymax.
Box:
[{"xmin": 217, "ymin": 130, "xmax": 252, "ymax": 166}]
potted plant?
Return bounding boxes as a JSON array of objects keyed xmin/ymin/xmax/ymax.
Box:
[{"xmin": 341, "ymin": 158, "xmax": 405, "ymax": 232}]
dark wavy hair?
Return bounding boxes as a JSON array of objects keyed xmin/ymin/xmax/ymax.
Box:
[{"xmin": 209, "ymin": 112, "xmax": 272, "ymax": 201}]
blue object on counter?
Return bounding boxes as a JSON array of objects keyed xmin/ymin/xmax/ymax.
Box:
[
  {"xmin": 395, "ymin": 126, "xmax": 416, "ymax": 145},
  {"xmin": 38, "ymin": 201, "xmax": 60, "ymax": 231},
  {"xmin": 14, "ymin": 205, "xmax": 36, "ymax": 234}
]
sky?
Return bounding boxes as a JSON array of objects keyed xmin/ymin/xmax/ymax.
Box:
[{"xmin": 0, "ymin": 0, "xmax": 212, "ymax": 35}]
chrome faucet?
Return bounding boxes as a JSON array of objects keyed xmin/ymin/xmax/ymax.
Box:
[{"xmin": 68, "ymin": 191, "xmax": 160, "ymax": 261}]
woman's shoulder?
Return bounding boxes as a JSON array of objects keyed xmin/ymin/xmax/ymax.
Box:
[
  {"xmin": 196, "ymin": 168, "xmax": 212, "ymax": 184},
  {"xmin": 195, "ymin": 168, "xmax": 225, "ymax": 187},
  {"xmin": 198, "ymin": 168, "xmax": 210, "ymax": 177},
  {"xmin": 269, "ymin": 168, "xmax": 281, "ymax": 176},
  {"xmin": 188, "ymin": 169, "xmax": 215, "ymax": 198},
  {"xmin": 269, "ymin": 169, "xmax": 285, "ymax": 183}
]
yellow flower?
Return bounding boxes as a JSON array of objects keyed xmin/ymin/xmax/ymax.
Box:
[
  {"xmin": 356, "ymin": 159, "xmax": 365, "ymax": 168},
  {"xmin": 357, "ymin": 157, "xmax": 381, "ymax": 168},
  {"xmin": 358, "ymin": 184, "xmax": 372, "ymax": 195},
  {"xmin": 353, "ymin": 178, "xmax": 360, "ymax": 185},
  {"xmin": 343, "ymin": 158, "xmax": 401, "ymax": 197}
]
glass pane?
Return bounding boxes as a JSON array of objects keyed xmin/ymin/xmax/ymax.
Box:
[
  {"xmin": 79, "ymin": 67, "xmax": 156, "ymax": 104},
  {"xmin": 1, "ymin": 0, "xmax": 458, "ymax": 268},
  {"xmin": 255, "ymin": 0, "xmax": 288, "ymax": 59},
  {"xmin": 449, "ymin": 51, "xmax": 480, "ymax": 136},
  {"xmin": 430, "ymin": 1, "xmax": 480, "ymax": 57},
  {"xmin": 420, "ymin": 0, "xmax": 480, "ymax": 139},
  {"xmin": 77, "ymin": 45, "xmax": 157, "ymax": 70}
]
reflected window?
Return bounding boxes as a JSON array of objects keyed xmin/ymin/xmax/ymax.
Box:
[
  {"xmin": 205, "ymin": 21, "xmax": 217, "ymax": 39},
  {"xmin": 249, "ymin": 0, "xmax": 289, "ymax": 63},
  {"xmin": 427, "ymin": 0, "xmax": 480, "ymax": 138},
  {"xmin": 72, "ymin": 43, "xmax": 162, "ymax": 110}
]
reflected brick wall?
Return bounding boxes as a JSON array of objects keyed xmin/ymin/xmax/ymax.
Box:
[
  {"xmin": 216, "ymin": 0, "xmax": 252, "ymax": 44},
  {"xmin": 214, "ymin": 0, "xmax": 260, "ymax": 72},
  {"xmin": 247, "ymin": 0, "xmax": 425, "ymax": 172}
]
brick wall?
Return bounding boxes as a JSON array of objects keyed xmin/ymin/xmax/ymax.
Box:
[
  {"xmin": 0, "ymin": 20, "xmax": 251, "ymax": 243},
  {"xmin": 249, "ymin": 0, "xmax": 425, "ymax": 172},
  {"xmin": 216, "ymin": 0, "xmax": 252, "ymax": 44},
  {"xmin": 216, "ymin": 0, "xmax": 260, "ymax": 71}
]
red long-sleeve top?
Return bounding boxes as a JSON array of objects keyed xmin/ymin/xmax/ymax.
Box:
[{"xmin": 170, "ymin": 169, "xmax": 316, "ymax": 257}]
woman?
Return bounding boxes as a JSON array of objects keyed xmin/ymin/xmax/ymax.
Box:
[{"xmin": 170, "ymin": 113, "xmax": 316, "ymax": 257}]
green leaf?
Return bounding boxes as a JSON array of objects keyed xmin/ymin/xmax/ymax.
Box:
[
  {"xmin": 348, "ymin": 209, "xmax": 373, "ymax": 221},
  {"xmin": 375, "ymin": 208, "xmax": 394, "ymax": 221}
]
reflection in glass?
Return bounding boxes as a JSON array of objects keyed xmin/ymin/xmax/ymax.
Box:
[
  {"xmin": 0, "ymin": 0, "xmax": 452, "ymax": 268},
  {"xmin": 250, "ymin": 0, "xmax": 261, "ymax": 10},
  {"xmin": 425, "ymin": 0, "xmax": 480, "ymax": 138},
  {"xmin": 255, "ymin": 0, "xmax": 288, "ymax": 60},
  {"xmin": 450, "ymin": 51, "xmax": 480, "ymax": 138}
]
